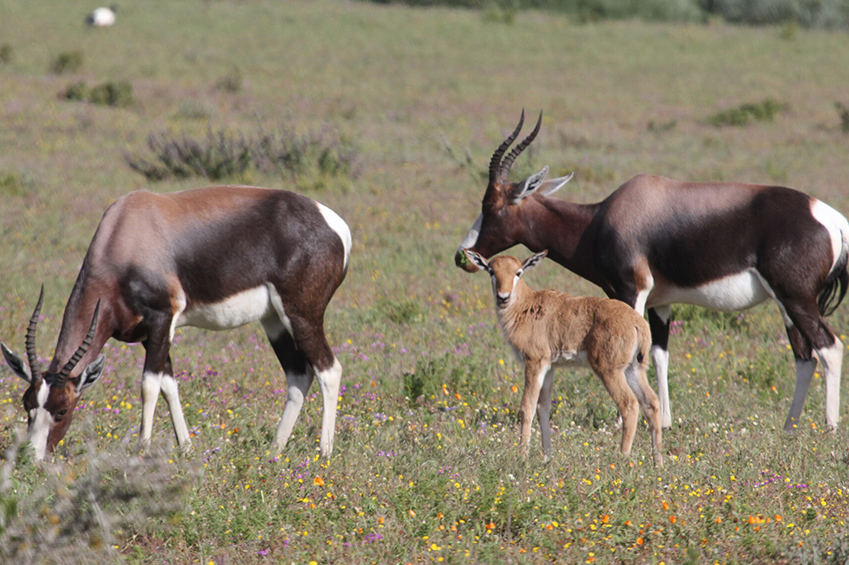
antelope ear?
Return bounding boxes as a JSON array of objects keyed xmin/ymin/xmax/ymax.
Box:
[
  {"xmin": 538, "ymin": 172, "xmax": 574, "ymax": 196},
  {"xmin": 1, "ymin": 343, "xmax": 32, "ymax": 383},
  {"xmin": 74, "ymin": 354, "xmax": 105, "ymax": 396},
  {"xmin": 463, "ymin": 249, "xmax": 491, "ymax": 273},
  {"xmin": 521, "ymin": 250, "xmax": 548, "ymax": 273},
  {"xmin": 509, "ymin": 166, "xmax": 549, "ymax": 203}
]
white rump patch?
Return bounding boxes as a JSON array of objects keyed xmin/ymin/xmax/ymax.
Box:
[
  {"xmin": 317, "ymin": 202, "xmax": 352, "ymax": 270},
  {"xmin": 458, "ymin": 214, "xmax": 483, "ymax": 253},
  {"xmin": 810, "ymin": 199, "xmax": 849, "ymax": 274}
]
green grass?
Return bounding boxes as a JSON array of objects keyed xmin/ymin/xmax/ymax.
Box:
[{"xmin": 1, "ymin": 1, "xmax": 849, "ymax": 563}]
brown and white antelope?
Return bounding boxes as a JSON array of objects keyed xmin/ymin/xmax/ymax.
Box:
[
  {"xmin": 464, "ymin": 249, "xmax": 662, "ymax": 466},
  {"xmin": 456, "ymin": 111, "xmax": 849, "ymax": 432},
  {"xmin": 2, "ymin": 185, "xmax": 351, "ymax": 461}
]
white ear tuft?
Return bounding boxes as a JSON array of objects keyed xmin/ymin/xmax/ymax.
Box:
[
  {"xmin": 538, "ymin": 172, "xmax": 574, "ymax": 196},
  {"xmin": 509, "ymin": 166, "xmax": 550, "ymax": 203}
]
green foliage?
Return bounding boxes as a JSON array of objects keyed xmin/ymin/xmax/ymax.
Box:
[
  {"xmin": 0, "ymin": 44, "xmax": 12, "ymax": 64},
  {"xmin": 215, "ymin": 66, "xmax": 243, "ymax": 93},
  {"xmin": 62, "ymin": 80, "xmax": 133, "ymax": 107},
  {"xmin": 124, "ymin": 127, "xmax": 357, "ymax": 182},
  {"xmin": 87, "ymin": 80, "xmax": 134, "ymax": 107},
  {"xmin": 376, "ymin": 297, "xmax": 423, "ymax": 325},
  {"xmin": 836, "ymin": 101, "xmax": 849, "ymax": 133},
  {"xmin": 708, "ymin": 98, "xmax": 786, "ymax": 127},
  {"xmin": 0, "ymin": 170, "xmax": 29, "ymax": 197},
  {"xmin": 51, "ymin": 51, "xmax": 84, "ymax": 74}
]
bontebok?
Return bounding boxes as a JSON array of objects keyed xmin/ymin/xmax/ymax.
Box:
[
  {"xmin": 456, "ymin": 111, "xmax": 849, "ymax": 431},
  {"xmin": 2, "ymin": 185, "xmax": 352, "ymax": 460}
]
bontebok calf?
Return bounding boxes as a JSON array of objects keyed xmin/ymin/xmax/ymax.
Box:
[
  {"xmin": 2, "ymin": 185, "xmax": 352, "ymax": 460},
  {"xmin": 464, "ymin": 249, "xmax": 663, "ymax": 466},
  {"xmin": 457, "ymin": 111, "xmax": 849, "ymax": 432}
]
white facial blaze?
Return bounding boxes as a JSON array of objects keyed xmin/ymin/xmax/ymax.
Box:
[
  {"xmin": 30, "ymin": 383, "xmax": 51, "ymax": 460},
  {"xmin": 458, "ymin": 214, "xmax": 483, "ymax": 253}
]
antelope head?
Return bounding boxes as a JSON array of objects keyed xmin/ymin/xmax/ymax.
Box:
[
  {"xmin": 1, "ymin": 287, "xmax": 105, "ymax": 460},
  {"xmin": 463, "ymin": 249, "xmax": 548, "ymax": 310},
  {"xmin": 455, "ymin": 110, "xmax": 573, "ymax": 272}
]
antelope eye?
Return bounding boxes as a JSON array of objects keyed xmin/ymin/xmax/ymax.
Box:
[{"xmin": 55, "ymin": 409, "xmax": 68, "ymax": 421}]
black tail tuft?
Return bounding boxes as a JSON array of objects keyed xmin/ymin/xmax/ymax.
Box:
[{"xmin": 818, "ymin": 239, "xmax": 849, "ymax": 317}]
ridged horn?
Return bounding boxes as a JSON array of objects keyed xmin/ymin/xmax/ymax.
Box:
[
  {"xmin": 499, "ymin": 110, "xmax": 543, "ymax": 181},
  {"xmin": 55, "ymin": 300, "xmax": 101, "ymax": 389},
  {"xmin": 488, "ymin": 110, "xmax": 525, "ymax": 186},
  {"xmin": 25, "ymin": 285, "xmax": 45, "ymax": 382}
]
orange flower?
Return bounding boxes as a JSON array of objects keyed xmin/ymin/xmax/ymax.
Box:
[
  {"xmin": 378, "ymin": 516, "xmax": 385, "ymax": 525},
  {"xmin": 313, "ymin": 476, "xmax": 325, "ymax": 487},
  {"xmin": 662, "ymin": 501, "xmax": 669, "ymax": 511},
  {"xmin": 409, "ymin": 510, "xmax": 416, "ymax": 518},
  {"xmin": 602, "ymin": 515, "xmax": 610, "ymax": 524},
  {"xmin": 636, "ymin": 537, "xmax": 644, "ymax": 545},
  {"xmin": 511, "ymin": 385, "xmax": 518, "ymax": 393},
  {"xmin": 485, "ymin": 521, "xmax": 495, "ymax": 531},
  {"xmin": 669, "ymin": 516, "xmax": 676, "ymax": 524}
]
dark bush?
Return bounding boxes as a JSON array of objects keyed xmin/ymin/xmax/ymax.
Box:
[
  {"xmin": 124, "ymin": 127, "xmax": 357, "ymax": 182},
  {"xmin": 708, "ymin": 99, "xmax": 786, "ymax": 127},
  {"xmin": 0, "ymin": 44, "xmax": 12, "ymax": 64},
  {"xmin": 61, "ymin": 80, "xmax": 133, "ymax": 107},
  {"xmin": 51, "ymin": 51, "xmax": 84, "ymax": 74}
]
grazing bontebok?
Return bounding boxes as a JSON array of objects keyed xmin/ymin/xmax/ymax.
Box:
[
  {"xmin": 2, "ymin": 185, "xmax": 351, "ymax": 461},
  {"xmin": 464, "ymin": 249, "xmax": 663, "ymax": 466},
  {"xmin": 456, "ymin": 111, "xmax": 849, "ymax": 432}
]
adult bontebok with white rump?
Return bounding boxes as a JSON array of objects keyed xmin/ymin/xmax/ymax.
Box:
[
  {"xmin": 2, "ymin": 185, "xmax": 352, "ymax": 461},
  {"xmin": 464, "ymin": 249, "xmax": 663, "ymax": 466},
  {"xmin": 456, "ymin": 111, "xmax": 849, "ymax": 432}
]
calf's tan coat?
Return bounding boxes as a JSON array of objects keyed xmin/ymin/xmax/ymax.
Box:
[{"xmin": 465, "ymin": 249, "xmax": 662, "ymax": 466}]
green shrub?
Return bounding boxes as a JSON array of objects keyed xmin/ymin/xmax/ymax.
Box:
[
  {"xmin": 0, "ymin": 171, "xmax": 29, "ymax": 196},
  {"xmin": 87, "ymin": 80, "xmax": 133, "ymax": 107},
  {"xmin": 708, "ymin": 98, "xmax": 786, "ymax": 127},
  {"xmin": 836, "ymin": 101, "xmax": 849, "ymax": 133},
  {"xmin": 62, "ymin": 80, "xmax": 133, "ymax": 107},
  {"xmin": 51, "ymin": 51, "xmax": 84, "ymax": 74},
  {"xmin": 62, "ymin": 81, "xmax": 89, "ymax": 101},
  {"xmin": 216, "ymin": 66, "xmax": 243, "ymax": 93},
  {"xmin": 0, "ymin": 44, "xmax": 12, "ymax": 64}
]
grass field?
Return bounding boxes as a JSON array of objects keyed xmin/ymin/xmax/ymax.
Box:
[{"xmin": 2, "ymin": 1, "xmax": 849, "ymax": 563}]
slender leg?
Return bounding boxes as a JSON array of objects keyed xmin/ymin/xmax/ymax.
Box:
[
  {"xmin": 782, "ymin": 300, "xmax": 841, "ymax": 431},
  {"xmin": 648, "ymin": 306, "xmax": 672, "ymax": 428},
  {"xmin": 140, "ymin": 317, "xmax": 190, "ymax": 450},
  {"xmin": 519, "ymin": 359, "xmax": 549, "ymax": 457},
  {"xmin": 536, "ymin": 367, "xmax": 556, "ymax": 461},
  {"xmin": 625, "ymin": 361, "xmax": 663, "ymax": 467},
  {"xmin": 597, "ymin": 367, "xmax": 639, "ymax": 457},
  {"xmin": 817, "ymin": 337, "xmax": 843, "ymax": 431},
  {"xmin": 262, "ymin": 318, "xmax": 314, "ymax": 451}
]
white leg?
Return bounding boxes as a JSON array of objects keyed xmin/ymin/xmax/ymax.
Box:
[
  {"xmin": 651, "ymin": 346, "xmax": 671, "ymax": 428},
  {"xmin": 160, "ymin": 374, "xmax": 191, "ymax": 449},
  {"xmin": 275, "ymin": 369, "xmax": 314, "ymax": 451},
  {"xmin": 315, "ymin": 358, "xmax": 343, "ymax": 457},
  {"xmin": 817, "ymin": 336, "xmax": 844, "ymax": 430},
  {"xmin": 140, "ymin": 371, "xmax": 163, "ymax": 449},
  {"xmin": 785, "ymin": 359, "xmax": 816, "ymax": 431}
]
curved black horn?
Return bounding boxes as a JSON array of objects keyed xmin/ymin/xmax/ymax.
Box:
[
  {"xmin": 25, "ymin": 285, "xmax": 45, "ymax": 381},
  {"xmin": 499, "ymin": 111, "xmax": 543, "ymax": 181},
  {"xmin": 488, "ymin": 110, "xmax": 525, "ymax": 185},
  {"xmin": 55, "ymin": 300, "xmax": 101, "ymax": 388}
]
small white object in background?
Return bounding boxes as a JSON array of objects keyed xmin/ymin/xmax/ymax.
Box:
[{"xmin": 85, "ymin": 5, "xmax": 117, "ymax": 27}]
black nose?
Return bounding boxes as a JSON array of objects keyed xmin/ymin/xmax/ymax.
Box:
[{"xmin": 496, "ymin": 295, "xmax": 509, "ymax": 307}]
